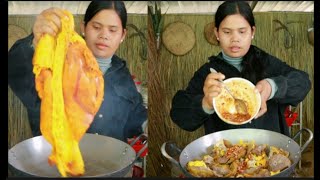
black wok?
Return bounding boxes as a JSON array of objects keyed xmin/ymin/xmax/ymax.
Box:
[
  {"xmin": 161, "ymin": 128, "xmax": 313, "ymax": 177},
  {"xmin": 8, "ymin": 133, "xmax": 147, "ymax": 177}
]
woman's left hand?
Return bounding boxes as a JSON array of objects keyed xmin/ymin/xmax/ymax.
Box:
[{"xmin": 254, "ymin": 79, "xmax": 272, "ymax": 119}]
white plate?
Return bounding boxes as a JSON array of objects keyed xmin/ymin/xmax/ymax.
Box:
[{"xmin": 213, "ymin": 77, "xmax": 261, "ymax": 125}]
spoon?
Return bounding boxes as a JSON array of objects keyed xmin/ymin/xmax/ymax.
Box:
[{"xmin": 210, "ymin": 68, "xmax": 248, "ymax": 114}]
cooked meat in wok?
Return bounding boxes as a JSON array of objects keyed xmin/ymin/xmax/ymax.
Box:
[
  {"xmin": 32, "ymin": 10, "xmax": 104, "ymax": 177},
  {"xmin": 186, "ymin": 139, "xmax": 291, "ymax": 177}
]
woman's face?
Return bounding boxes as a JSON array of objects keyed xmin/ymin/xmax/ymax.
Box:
[
  {"xmin": 214, "ymin": 14, "xmax": 255, "ymax": 58},
  {"xmin": 81, "ymin": 9, "xmax": 126, "ymax": 59}
]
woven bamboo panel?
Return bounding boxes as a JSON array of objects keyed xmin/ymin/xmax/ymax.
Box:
[
  {"xmin": 8, "ymin": 86, "xmax": 33, "ymax": 149},
  {"xmin": 117, "ymin": 14, "xmax": 148, "ymax": 83},
  {"xmin": 8, "ymin": 24, "xmax": 28, "ymax": 51}
]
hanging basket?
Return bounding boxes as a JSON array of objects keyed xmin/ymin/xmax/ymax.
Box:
[
  {"xmin": 204, "ymin": 22, "xmax": 218, "ymax": 46},
  {"xmin": 162, "ymin": 22, "xmax": 196, "ymax": 56},
  {"xmin": 8, "ymin": 24, "xmax": 28, "ymax": 51}
]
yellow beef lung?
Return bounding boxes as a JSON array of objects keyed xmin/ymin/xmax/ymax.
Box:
[{"xmin": 32, "ymin": 10, "xmax": 104, "ymax": 177}]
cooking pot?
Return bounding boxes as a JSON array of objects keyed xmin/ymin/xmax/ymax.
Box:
[
  {"xmin": 161, "ymin": 128, "xmax": 313, "ymax": 177},
  {"xmin": 8, "ymin": 133, "xmax": 147, "ymax": 177}
]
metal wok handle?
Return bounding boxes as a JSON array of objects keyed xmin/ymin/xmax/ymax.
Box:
[
  {"xmin": 160, "ymin": 141, "xmax": 182, "ymax": 167},
  {"xmin": 291, "ymin": 128, "xmax": 313, "ymax": 153},
  {"xmin": 129, "ymin": 133, "xmax": 148, "ymax": 161}
]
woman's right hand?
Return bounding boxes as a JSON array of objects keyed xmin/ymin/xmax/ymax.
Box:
[
  {"xmin": 202, "ymin": 71, "xmax": 225, "ymax": 110},
  {"xmin": 33, "ymin": 7, "xmax": 69, "ymax": 47}
]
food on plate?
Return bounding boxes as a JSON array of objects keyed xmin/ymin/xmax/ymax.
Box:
[
  {"xmin": 186, "ymin": 139, "xmax": 291, "ymax": 177},
  {"xmin": 32, "ymin": 10, "xmax": 104, "ymax": 177},
  {"xmin": 213, "ymin": 78, "xmax": 260, "ymax": 124}
]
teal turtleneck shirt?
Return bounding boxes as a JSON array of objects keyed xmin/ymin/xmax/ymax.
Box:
[
  {"xmin": 222, "ymin": 50, "xmax": 243, "ymax": 71},
  {"xmin": 96, "ymin": 56, "xmax": 112, "ymax": 75}
]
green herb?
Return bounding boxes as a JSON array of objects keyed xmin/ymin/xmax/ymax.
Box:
[{"xmin": 148, "ymin": 1, "xmax": 164, "ymax": 35}]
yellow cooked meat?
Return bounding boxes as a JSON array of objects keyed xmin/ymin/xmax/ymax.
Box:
[{"xmin": 33, "ymin": 10, "xmax": 104, "ymax": 177}]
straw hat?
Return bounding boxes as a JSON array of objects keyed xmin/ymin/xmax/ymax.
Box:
[
  {"xmin": 8, "ymin": 24, "xmax": 28, "ymax": 51},
  {"xmin": 204, "ymin": 22, "xmax": 218, "ymax": 46},
  {"xmin": 162, "ymin": 22, "xmax": 195, "ymax": 56}
]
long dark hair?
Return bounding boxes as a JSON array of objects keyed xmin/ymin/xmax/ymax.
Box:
[
  {"xmin": 215, "ymin": 1, "xmax": 265, "ymax": 84},
  {"xmin": 84, "ymin": 1, "xmax": 127, "ymax": 30}
]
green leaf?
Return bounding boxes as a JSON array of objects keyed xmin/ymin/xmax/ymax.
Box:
[
  {"xmin": 155, "ymin": 2, "xmax": 158, "ymax": 14},
  {"xmin": 158, "ymin": 17, "xmax": 164, "ymax": 34},
  {"xmin": 148, "ymin": 6, "xmax": 154, "ymax": 15}
]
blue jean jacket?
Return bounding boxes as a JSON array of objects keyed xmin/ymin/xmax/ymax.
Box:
[{"xmin": 8, "ymin": 34, "xmax": 147, "ymax": 142}]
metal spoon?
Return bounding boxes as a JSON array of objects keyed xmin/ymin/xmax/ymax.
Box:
[{"xmin": 210, "ymin": 68, "xmax": 248, "ymax": 114}]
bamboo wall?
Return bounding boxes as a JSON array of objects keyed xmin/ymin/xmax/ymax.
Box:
[
  {"xmin": 147, "ymin": 12, "xmax": 314, "ymax": 177},
  {"xmin": 8, "ymin": 14, "xmax": 147, "ymax": 149}
]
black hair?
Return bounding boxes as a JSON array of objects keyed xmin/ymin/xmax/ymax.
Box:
[
  {"xmin": 215, "ymin": 1, "xmax": 265, "ymax": 84},
  {"xmin": 84, "ymin": 1, "xmax": 127, "ymax": 30},
  {"xmin": 215, "ymin": 1, "xmax": 255, "ymax": 29}
]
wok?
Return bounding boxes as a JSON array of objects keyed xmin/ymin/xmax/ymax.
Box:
[
  {"xmin": 161, "ymin": 128, "xmax": 313, "ymax": 177},
  {"xmin": 8, "ymin": 133, "xmax": 147, "ymax": 177}
]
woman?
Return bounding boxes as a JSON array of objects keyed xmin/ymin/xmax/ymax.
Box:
[
  {"xmin": 8, "ymin": 1, "xmax": 147, "ymax": 142},
  {"xmin": 170, "ymin": 1, "xmax": 311, "ymax": 136}
]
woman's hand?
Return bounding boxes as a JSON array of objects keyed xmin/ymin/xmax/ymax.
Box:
[
  {"xmin": 254, "ymin": 79, "xmax": 272, "ymax": 119},
  {"xmin": 33, "ymin": 7, "xmax": 68, "ymax": 47},
  {"xmin": 202, "ymin": 71, "xmax": 225, "ymax": 110}
]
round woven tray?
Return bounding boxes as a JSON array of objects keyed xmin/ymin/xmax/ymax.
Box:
[
  {"xmin": 162, "ymin": 22, "xmax": 195, "ymax": 56},
  {"xmin": 204, "ymin": 22, "xmax": 218, "ymax": 46},
  {"xmin": 8, "ymin": 24, "xmax": 28, "ymax": 51}
]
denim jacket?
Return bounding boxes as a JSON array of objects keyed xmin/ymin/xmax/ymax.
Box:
[{"xmin": 8, "ymin": 34, "xmax": 147, "ymax": 142}]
